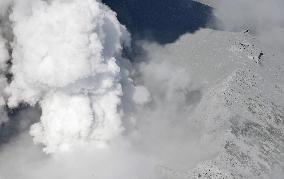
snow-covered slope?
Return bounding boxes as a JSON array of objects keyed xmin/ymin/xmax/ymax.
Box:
[{"xmin": 149, "ymin": 29, "xmax": 284, "ymax": 178}]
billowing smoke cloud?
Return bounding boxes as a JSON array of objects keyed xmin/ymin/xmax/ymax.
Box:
[
  {"xmin": 0, "ymin": 0, "xmax": 160, "ymax": 178},
  {"xmin": 5, "ymin": 0, "xmax": 132, "ymax": 153},
  {"xmin": 0, "ymin": 0, "xmax": 283, "ymax": 178}
]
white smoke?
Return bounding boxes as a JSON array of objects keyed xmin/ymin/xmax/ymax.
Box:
[
  {"xmin": 30, "ymin": 92, "xmax": 94, "ymax": 153},
  {"xmin": 132, "ymin": 85, "xmax": 151, "ymax": 105},
  {"xmin": 0, "ymin": 0, "xmax": 158, "ymax": 177},
  {"xmin": 0, "ymin": 0, "xmax": 283, "ymax": 178},
  {"xmin": 0, "ymin": 0, "xmax": 219, "ymax": 177},
  {"xmin": 4, "ymin": 0, "xmax": 132, "ymax": 153}
]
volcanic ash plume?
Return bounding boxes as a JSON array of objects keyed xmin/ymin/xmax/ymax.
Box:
[{"xmin": 6, "ymin": 0, "xmax": 131, "ymax": 153}]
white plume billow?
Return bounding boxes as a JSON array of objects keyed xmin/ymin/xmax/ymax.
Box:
[
  {"xmin": 0, "ymin": 0, "xmax": 283, "ymax": 178},
  {"xmin": 6, "ymin": 0, "xmax": 131, "ymax": 153}
]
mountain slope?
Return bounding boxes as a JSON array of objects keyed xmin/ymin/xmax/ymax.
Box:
[{"xmin": 149, "ymin": 28, "xmax": 284, "ymax": 178}]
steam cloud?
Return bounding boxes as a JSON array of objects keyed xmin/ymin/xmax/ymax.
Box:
[
  {"xmin": 0, "ymin": 0, "xmax": 156, "ymax": 178},
  {"xmin": 0, "ymin": 0, "xmax": 283, "ymax": 178},
  {"xmin": 6, "ymin": 0, "xmax": 132, "ymax": 153}
]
